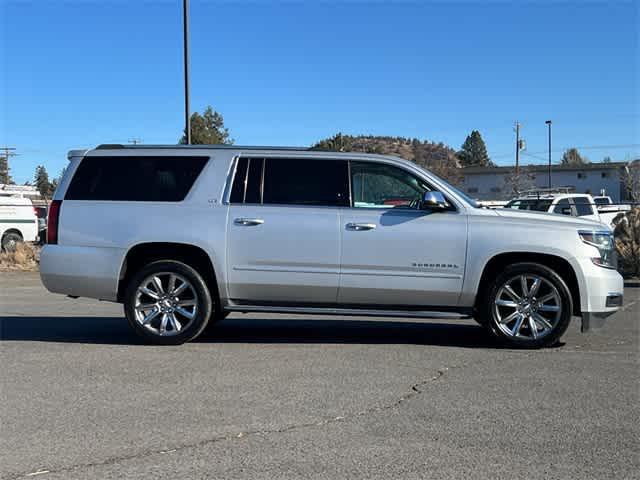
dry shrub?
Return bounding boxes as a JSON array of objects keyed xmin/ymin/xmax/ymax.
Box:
[
  {"xmin": 613, "ymin": 207, "xmax": 640, "ymax": 278},
  {"xmin": 0, "ymin": 242, "xmax": 39, "ymax": 271}
]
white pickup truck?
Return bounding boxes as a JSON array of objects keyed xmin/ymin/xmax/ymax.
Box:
[
  {"xmin": 40, "ymin": 145, "xmax": 624, "ymax": 347},
  {"xmin": 504, "ymin": 192, "xmax": 627, "ymax": 227},
  {"xmin": 0, "ymin": 192, "xmax": 39, "ymax": 251}
]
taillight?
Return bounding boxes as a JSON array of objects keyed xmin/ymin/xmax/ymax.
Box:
[{"xmin": 47, "ymin": 200, "xmax": 62, "ymax": 244}]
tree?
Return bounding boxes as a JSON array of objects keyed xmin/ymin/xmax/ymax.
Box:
[
  {"xmin": 0, "ymin": 155, "xmax": 13, "ymax": 184},
  {"xmin": 34, "ymin": 165, "xmax": 54, "ymax": 199},
  {"xmin": 179, "ymin": 106, "xmax": 233, "ymax": 145},
  {"xmin": 602, "ymin": 156, "xmax": 612, "ymax": 163},
  {"xmin": 311, "ymin": 133, "xmax": 354, "ymax": 152},
  {"xmin": 560, "ymin": 148, "xmax": 588, "ymax": 165},
  {"xmin": 457, "ymin": 130, "xmax": 493, "ymax": 167},
  {"xmin": 50, "ymin": 167, "xmax": 67, "ymax": 193}
]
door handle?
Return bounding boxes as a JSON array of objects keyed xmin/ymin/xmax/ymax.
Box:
[
  {"xmin": 346, "ymin": 222, "xmax": 376, "ymax": 231},
  {"xmin": 234, "ymin": 217, "xmax": 264, "ymax": 226}
]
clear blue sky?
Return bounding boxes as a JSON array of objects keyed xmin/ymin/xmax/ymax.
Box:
[{"xmin": 1, "ymin": 0, "xmax": 638, "ymax": 184}]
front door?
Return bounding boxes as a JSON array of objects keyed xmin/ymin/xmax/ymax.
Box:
[
  {"xmin": 226, "ymin": 156, "xmax": 349, "ymax": 305},
  {"xmin": 339, "ymin": 161, "xmax": 467, "ymax": 307}
]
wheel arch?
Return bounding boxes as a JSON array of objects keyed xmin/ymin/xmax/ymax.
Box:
[
  {"xmin": 1, "ymin": 228, "xmax": 24, "ymax": 240},
  {"xmin": 474, "ymin": 252, "xmax": 581, "ymax": 316},
  {"xmin": 117, "ymin": 242, "xmax": 221, "ymax": 308}
]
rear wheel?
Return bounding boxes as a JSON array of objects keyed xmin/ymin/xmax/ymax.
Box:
[
  {"xmin": 1, "ymin": 231, "xmax": 23, "ymax": 253},
  {"xmin": 481, "ymin": 263, "xmax": 572, "ymax": 348},
  {"xmin": 124, "ymin": 260, "xmax": 212, "ymax": 345}
]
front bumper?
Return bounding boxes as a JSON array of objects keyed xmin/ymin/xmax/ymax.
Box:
[{"xmin": 574, "ymin": 257, "xmax": 624, "ymax": 332}]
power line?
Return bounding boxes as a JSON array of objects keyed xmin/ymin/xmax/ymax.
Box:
[{"xmin": 492, "ymin": 143, "xmax": 640, "ymax": 160}]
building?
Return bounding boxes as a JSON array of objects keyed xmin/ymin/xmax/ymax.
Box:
[{"xmin": 460, "ymin": 161, "xmax": 632, "ymax": 202}]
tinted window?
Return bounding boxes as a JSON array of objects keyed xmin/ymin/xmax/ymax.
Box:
[
  {"xmin": 505, "ymin": 199, "xmax": 552, "ymax": 212},
  {"xmin": 553, "ymin": 199, "xmax": 572, "ymax": 216},
  {"xmin": 351, "ymin": 161, "xmax": 429, "ymax": 208},
  {"xmin": 229, "ymin": 158, "xmax": 248, "ymax": 203},
  {"xmin": 66, "ymin": 156, "xmax": 208, "ymax": 201},
  {"xmin": 230, "ymin": 157, "xmax": 263, "ymax": 204},
  {"xmin": 262, "ymin": 158, "xmax": 349, "ymax": 207},
  {"xmin": 594, "ymin": 197, "xmax": 608, "ymax": 205},
  {"xmin": 245, "ymin": 158, "xmax": 263, "ymax": 204},
  {"xmin": 573, "ymin": 197, "xmax": 594, "ymax": 216}
]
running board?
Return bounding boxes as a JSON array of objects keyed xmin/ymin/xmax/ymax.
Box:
[{"xmin": 224, "ymin": 305, "xmax": 472, "ymax": 320}]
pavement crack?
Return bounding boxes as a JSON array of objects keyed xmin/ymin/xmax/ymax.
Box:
[{"xmin": 7, "ymin": 364, "xmax": 457, "ymax": 479}]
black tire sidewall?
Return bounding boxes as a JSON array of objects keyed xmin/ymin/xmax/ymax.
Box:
[
  {"xmin": 484, "ymin": 262, "xmax": 573, "ymax": 348},
  {"xmin": 2, "ymin": 232, "xmax": 23, "ymax": 252},
  {"xmin": 124, "ymin": 260, "xmax": 213, "ymax": 345}
]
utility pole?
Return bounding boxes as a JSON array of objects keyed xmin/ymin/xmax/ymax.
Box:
[
  {"xmin": 1, "ymin": 146, "xmax": 17, "ymax": 161},
  {"xmin": 514, "ymin": 122, "xmax": 520, "ymax": 178},
  {"xmin": 183, "ymin": 0, "xmax": 191, "ymax": 145},
  {"xmin": 545, "ymin": 120, "xmax": 552, "ymax": 188},
  {"xmin": 0, "ymin": 147, "xmax": 17, "ymax": 184}
]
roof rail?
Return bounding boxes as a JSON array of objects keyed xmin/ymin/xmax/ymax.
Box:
[{"xmin": 94, "ymin": 144, "xmax": 311, "ymax": 151}]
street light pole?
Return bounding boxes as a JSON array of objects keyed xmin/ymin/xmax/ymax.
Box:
[
  {"xmin": 545, "ymin": 120, "xmax": 552, "ymax": 188},
  {"xmin": 183, "ymin": 0, "xmax": 191, "ymax": 145}
]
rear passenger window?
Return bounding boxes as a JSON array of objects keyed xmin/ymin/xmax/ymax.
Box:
[
  {"xmin": 263, "ymin": 158, "xmax": 349, "ymax": 207},
  {"xmin": 230, "ymin": 157, "xmax": 349, "ymax": 207},
  {"xmin": 65, "ymin": 156, "xmax": 208, "ymax": 202},
  {"xmin": 229, "ymin": 158, "xmax": 263, "ymax": 204},
  {"xmin": 573, "ymin": 197, "xmax": 594, "ymax": 216}
]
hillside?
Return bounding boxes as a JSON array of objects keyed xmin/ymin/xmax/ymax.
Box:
[{"xmin": 311, "ymin": 134, "xmax": 461, "ymax": 184}]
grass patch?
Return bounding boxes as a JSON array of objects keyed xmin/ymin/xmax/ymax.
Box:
[{"xmin": 0, "ymin": 242, "xmax": 40, "ymax": 271}]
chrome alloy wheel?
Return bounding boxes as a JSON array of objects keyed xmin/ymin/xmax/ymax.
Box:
[
  {"xmin": 133, "ymin": 272, "xmax": 198, "ymax": 336},
  {"xmin": 493, "ymin": 274, "xmax": 562, "ymax": 340}
]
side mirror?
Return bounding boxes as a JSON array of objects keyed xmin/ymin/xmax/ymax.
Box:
[{"xmin": 421, "ymin": 191, "xmax": 448, "ymax": 210}]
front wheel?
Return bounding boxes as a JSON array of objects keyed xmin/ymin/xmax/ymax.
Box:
[
  {"xmin": 124, "ymin": 260, "xmax": 213, "ymax": 345},
  {"xmin": 481, "ymin": 263, "xmax": 573, "ymax": 348}
]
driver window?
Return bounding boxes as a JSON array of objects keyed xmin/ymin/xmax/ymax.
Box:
[{"xmin": 350, "ymin": 161, "xmax": 430, "ymax": 208}]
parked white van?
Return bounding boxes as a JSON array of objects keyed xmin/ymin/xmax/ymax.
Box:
[{"xmin": 0, "ymin": 192, "xmax": 39, "ymax": 251}]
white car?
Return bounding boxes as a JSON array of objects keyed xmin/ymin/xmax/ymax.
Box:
[
  {"xmin": 40, "ymin": 145, "xmax": 624, "ymax": 347},
  {"xmin": 504, "ymin": 193, "xmax": 603, "ymax": 223},
  {"xmin": 0, "ymin": 192, "xmax": 39, "ymax": 251}
]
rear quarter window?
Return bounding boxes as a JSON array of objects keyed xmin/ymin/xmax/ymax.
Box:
[{"xmin": 65, "ymin": 156, "xmax": 208, "ymax": 201}]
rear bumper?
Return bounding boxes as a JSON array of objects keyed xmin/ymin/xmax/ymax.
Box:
[{"xmin": 40, "ymin": 245, "xmax": 125, "ymax": 301}]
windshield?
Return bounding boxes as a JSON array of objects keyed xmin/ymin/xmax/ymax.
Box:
[
  {"xmin": 447, "ymin": 184, "xmax": 481, "ymax": 208},
  {"xmin": 594, "ymin": 197, "xmax": 609, "ymax": 205}
]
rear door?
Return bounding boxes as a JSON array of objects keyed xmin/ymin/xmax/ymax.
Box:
[
  {"xmin": 226, "ymin": 157, "xmax": 349, "ymax": 305},
  {"xmin": 338, "ymin": 161, "xmax": 467, "ymax": 307}
]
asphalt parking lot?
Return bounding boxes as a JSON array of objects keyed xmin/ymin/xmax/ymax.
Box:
[{"xmin": 1, "ymin": 272, "xmax": 638, "ymax": 479}]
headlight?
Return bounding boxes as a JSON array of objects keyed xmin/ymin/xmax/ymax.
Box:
[{"xmin": 579, "ymin": 230, "xmax": 616, "ymax": 269}]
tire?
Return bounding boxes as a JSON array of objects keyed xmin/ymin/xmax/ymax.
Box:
[
  {"xmin": 480, "ymin": 262, "xmax": 573, "ymax": 348},
  {"xmin": 124, "ymin": 260, "xmax": 213, "ymax": 345},
  {"xmin": 1, "ymin": 232, "xmax": 23, "ymax": 253},
  {"xmin": 203, "ymin": 311, "xmax": 229, "ymax": 334}
]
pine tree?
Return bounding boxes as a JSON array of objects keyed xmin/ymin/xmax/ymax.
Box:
[
  {"xmin": 180, "ymin": 106, "xmax": 233, "ymax": 145},
  {"xmin": 457, "ymin": 130, "xmax": 493, "ymax": 167},
  {"xmin": 561, "ymin": 148, "xmax": 588, "ymax": 165},
  {"xmin": 0, "ymin": 155, "xmax": 13, "ymax": 184},
  {"xmin": 34, "ymin": 165, "xmax": 54, "ymax": 198}
]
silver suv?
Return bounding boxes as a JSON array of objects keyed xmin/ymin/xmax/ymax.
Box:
[{"xmin": 40, "ymin": 145, "xmax": 624, "ymax": 347}]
